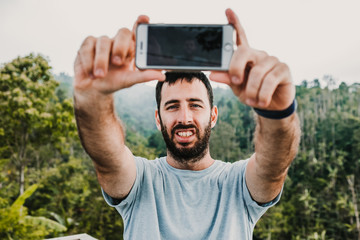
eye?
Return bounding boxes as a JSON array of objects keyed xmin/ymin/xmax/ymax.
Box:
[
  {"xmin": 191, "ymin": 104, "xmax": 202, "ymax": 108},
  {"xmin": 166, "ymin": 105, "xmax": 179, "ymax": 110}
]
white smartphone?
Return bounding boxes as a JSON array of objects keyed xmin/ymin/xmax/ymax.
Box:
[{"xmin": 135, "ymin": 24, "xmax": 235, "ymax": 71}]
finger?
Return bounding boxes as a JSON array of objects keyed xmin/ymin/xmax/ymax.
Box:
[
  {"xmin": 74, "ymin": 52, "xmax": 86, "ymax": 81},
  {"xmin": 257, "ymin": 63, "xmax": 292, "ymax": 109},
  {"xmin": 114, "ymin": 70, "xmax": 165, "ymax": 90},
  {"xmin": 93, "ymin": 36, "xmax": 112, "ymax": 78},
  {"xmin": 210, "ymin": 70, "xmax": 247, "ymax": 103},
  {"xmin": 73, "ymin": 54, "xmax": 94, "ymax": 91},
  {"xmin": 245, "ymin": 56, "xmax": 279, "ymax": 106},
  {"xmin": 132, "ymin": 15, "xmax": 150, "ymax": 40},
  {"xmin": 126, "ymin": 39, "xmax": 136, "ymax": 64},
  {"xmin": 209, "ymin": 71, "xmax": 231, "ymax": 85},
  {"xmin": 135, "ymin": 70, "xmax": 166, "ymax": 83},
  {"xmin": 225, "ymin": 8, "xmax": 249, "ymax": 47},
  {"xmin": 93, "ymin": 69, "xmax": 165, "ymax": 94},
  {"xmin": 112, "ymin": 28, "xmax": 133, "ymax": 65},
  {"xmin": 129, "ymin": 15, "xmax": 150, "ymax": 69},
  {"xmin": 228, "ymin": 46, "xmax": 257, "ymax": 85},
  {"xmin": 77, "ymin": 36, "xmax": 96, "ymax": 79}
]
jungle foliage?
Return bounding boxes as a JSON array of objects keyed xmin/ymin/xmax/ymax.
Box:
[{"xmin": 0, "ymin": 54, "xmax": 359, "ymax": 239}]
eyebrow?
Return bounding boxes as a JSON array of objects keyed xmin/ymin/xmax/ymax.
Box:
[
  {"xmin": 164, "ymin": 98, "xmax": 204, "ymax": 107},
  {"xmin": 188, "ymin": 98, "xmax": 204, "ymax": 104},
  {"xmin": 164, "ymin": 99, "xmax": 180, "ymax": 107}
]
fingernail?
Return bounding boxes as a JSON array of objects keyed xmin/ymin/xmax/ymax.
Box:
[
  {"xmin": 246, "ymin": 98, "xmax": 256, "ymax": 106},
  {"xmin": 231, "ymin": 76, "xmax": 241, "ymax": 84},
  {"xmin": 112, "ymin": 56, "xmax": 122, "ymax": 65},
  {"xmin": 95, "ymin": 69, "xmax": 105, "ymax": 77},
  {"xmin": 258, "ymin": 101, "xmax": 266, "ymax": 108}
]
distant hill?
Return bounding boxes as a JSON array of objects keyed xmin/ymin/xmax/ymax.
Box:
[
  {"xmin": 54, "ymin": 72, "xmax": 159, "ymax": 136},
  {"xmin": 114, "ymin": 83, "xmax": 236, "ymax": 137},
  {"xmin": 55, "ymin": 72, "xmax": 73, "ymax": 99},
  {"xmin": 53, "ymin": 73, "xmax": 235, "ymax": 137},
  {"xmin": 114, "ymin": 83, "xmax": 158, "ymax": 136}
]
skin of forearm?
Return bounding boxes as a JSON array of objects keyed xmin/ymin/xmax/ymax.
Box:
[
  {"xmin": 73, "ymin": 92, "xmax": 126, "ymax": 174},
  {"xmin": 254, "ymin": 113, "xmax": 301, "ymax": 182}
]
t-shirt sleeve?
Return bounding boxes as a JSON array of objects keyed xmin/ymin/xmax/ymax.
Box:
[
  {"xmin": 232, "ymin": 159, "xmax": 282, "ymax": 224},
  {"xmin": 101, "ymin": 157, "xmax": 146, "ymax": 213}
]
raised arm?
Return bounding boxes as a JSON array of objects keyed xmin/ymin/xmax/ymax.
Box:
[
  {"xmin": 210, "ymin": 9, "xmax": 301, "ymax": 203},
  {"xmin": 73, "ymin": 16, "xmax": 165, "ymax": 199}
]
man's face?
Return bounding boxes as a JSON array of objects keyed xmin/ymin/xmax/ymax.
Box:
[{"xmin": 156, "ymin": 79, "xmax": 217, "ymax": 164}]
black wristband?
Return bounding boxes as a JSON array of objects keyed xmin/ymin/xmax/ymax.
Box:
[{"xmin": 253, "ymin": 99, "xmax": 297, "ymax": 119}]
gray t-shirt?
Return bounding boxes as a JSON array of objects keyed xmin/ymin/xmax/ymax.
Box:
[{"xmin": 102, "ymin": 156, "xmax": 281, "ymax": 240}]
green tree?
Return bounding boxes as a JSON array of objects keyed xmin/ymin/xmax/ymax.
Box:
[
  {"xmin": 253, "ymin": 80, "xmax": 360, "ymax": 239},
  {"xmin": 0, "ymin": 54, "xmax": 77, "ymax": 196},
  {"xmin": 0, "ymin": 184, "xmax": 66, "ymax": 239},
  {"xmin": 148, "ymin": 131, "xmax": 167, "ymax": 157},
  {"xmin": 28, "ymin": 157, "xmax": 124, "ymax": 240}
]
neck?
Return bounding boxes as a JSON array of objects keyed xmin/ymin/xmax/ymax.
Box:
[{"xmin": 166, "ymin": 148, "xmax": 214, "ymax": 171}]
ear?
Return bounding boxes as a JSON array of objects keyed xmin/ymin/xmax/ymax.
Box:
[
  {"xmin": 155, "ymin": 109, "xmax": 161, "ymax": 131},
  {"xmin": 210, "ymin": 106, "xmax": 218, "ymax": 128}
]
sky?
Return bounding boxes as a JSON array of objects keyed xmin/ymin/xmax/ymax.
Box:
[{"xmin": 1, "ymin": 0, "xmax": 359, "ymax": 87}]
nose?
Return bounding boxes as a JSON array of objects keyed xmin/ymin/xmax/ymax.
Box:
[{"xmin": 177, "ymin": 106, "xmax": 193, "ymax": 124}]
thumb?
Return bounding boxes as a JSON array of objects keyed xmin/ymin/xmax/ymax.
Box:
[
  {"xmin": 118, "ymin": 70, "xmax": 166, "ymax": 89},
  {"xmin": 209, "ymin": 71, "xmax": 231, "ymax": 85},
  {"xmin": 133, "ymin": 70, "xmax": 166, "ymax": 83},
  {"xmin": 93, "ymin": 69, "xmax": 165, "ymax": 95}
]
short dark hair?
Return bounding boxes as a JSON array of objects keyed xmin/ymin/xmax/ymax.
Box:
[{"xmin": 155, "ymin": 72, "xmax": 214, "ymax": 111}]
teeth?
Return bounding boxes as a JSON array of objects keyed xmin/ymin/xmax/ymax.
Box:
[{"xmin": 177, "ymin": 131, "xmax": 193, "ymax": 137}]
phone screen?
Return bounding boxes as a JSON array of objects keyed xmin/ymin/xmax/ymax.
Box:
[{"xmin": 147, "ymin": 26, "xmax": 223, "ymax": 67}]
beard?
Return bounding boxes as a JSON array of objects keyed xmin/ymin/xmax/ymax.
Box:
[{"xmin": 160, "ymin": 118, "xmax": 212, "ymax": 165}]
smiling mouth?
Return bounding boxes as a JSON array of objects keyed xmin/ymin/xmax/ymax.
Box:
[
  {"xmin": 176, "ymin": 130, "xmax": 194, "ymax": 137},
  {"xmin": 172, "ymin": 124, "xmax": 198, "ymax": 141}
]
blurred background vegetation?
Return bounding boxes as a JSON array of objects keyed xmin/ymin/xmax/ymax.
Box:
[{"xmin": 0, "ymin": 54, "xmax": 359, "ymax": 239}]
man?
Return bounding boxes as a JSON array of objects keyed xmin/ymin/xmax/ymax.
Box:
[{"xmin": 73, "ymin": 8, "xmax": 301, "ymax": 239}]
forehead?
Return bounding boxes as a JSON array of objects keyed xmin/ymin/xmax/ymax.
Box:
[{"xmin": 160, "ymin": 79, "xmax": 210, "ymax": 106}]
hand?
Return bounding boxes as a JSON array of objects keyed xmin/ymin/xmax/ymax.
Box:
[
  {"xmin": 210, "ymin": 9, "xmax": 295, "ymax": 111},
  {"xmin": 73, "ymin": 15, "xmax": 165, "ymax": 98}
]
